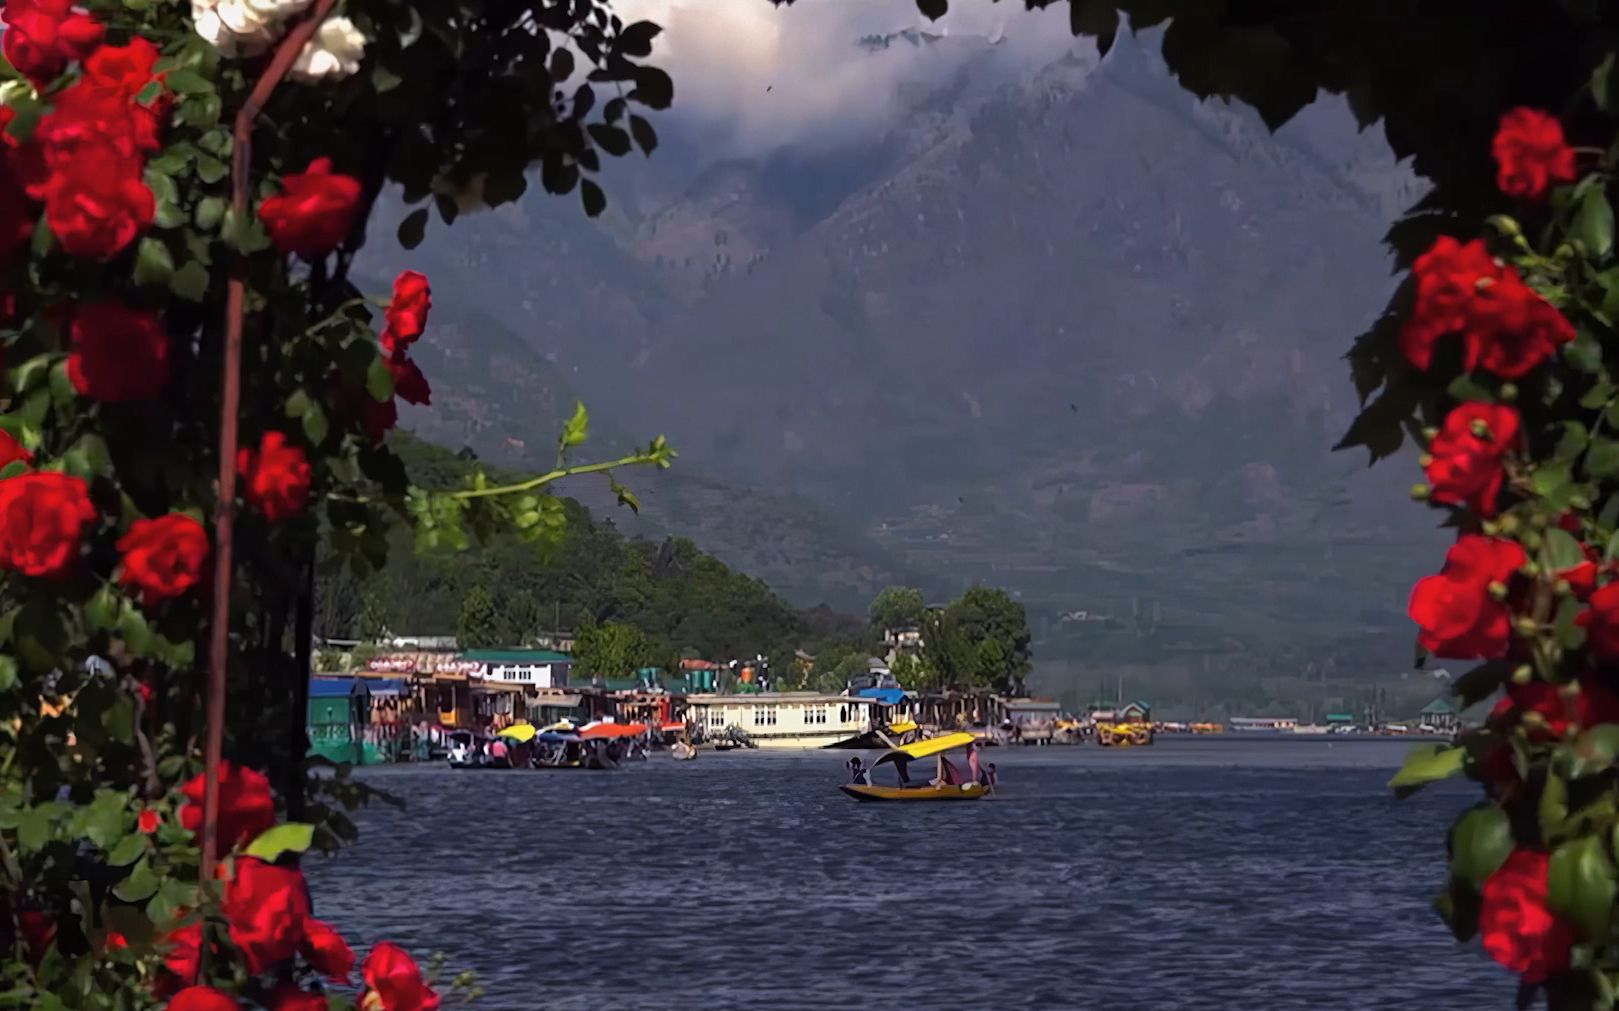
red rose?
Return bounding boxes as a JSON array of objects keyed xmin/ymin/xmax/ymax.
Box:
[
  {"xmin": 178, "ymin": 761, "xmax": 275, "ymax": 853},
  {"xmin": 0, "ymin": 471, "xmax": 96, "ymax": 577},
  {"xmin": 1408, "ymin": 534, "xmax": 1526, "ymax": 659},
  {"xmin": 1425, "ymin": 402, "xmax": 1519, "ymax": 516},
  {"xmin": 0, "ymin": 0, "xmax": 103, "ymax": 87},
  {"xmin": 382, "ymin": 270, "xmax": 431, "ymax": 350},
  {"xmin": 0, "ymin": 430, "xmax": 34, "ymax": 472},
  {"xmin": 267, "ymin": 985, "xmax": 329, "ymax": 1011},
  {"xmin": 116, "ymin": 513, "xmax": 208, "ymax": 604},
  {"xmin": 1493, "ymin": 108, "xmax": 1577, "ymax": 201},
  {"xmin": 386, "ymin": 354, "xmax": 432, "ymax": 406},
  {"xmin": 258, "ymin": 157, "xmax": 362, "ymax": 259},
  {"xmin": 37, "ymin": 61, "xmax": 166, "ymax": 162},
  {"xmin": 1470, "ymin": 271, "xmax": 1576, "ymax": 379},
  {"xmin": 237, "ymin": 431, "xmax": 312, "ymax": 523},
  {"xmin": 167, "ymin": 986, "xmax": 238, "ymax": 1011},
  {"xmin": 18, "ymin": 909, "xmax": 55, "ymax": 966},
  {"xmin": 301, "ymin": 918, "xmax": 354, "ymax": 983},
  {"xmin": 67, "ymin": 301, "xmax": 170, "ymax": 402},
  {"xmin": 1562, "ymin": 559, "xmax": 1600, "ymax": 602},
  {"xmin": 1506, "ymin": 676, "xmax": 1619, "ymax": 739},
  {"xmin": 82, "ymin": 36, "xmax": 163, "ymax": 100},
  {"xmin": 160, "ymin": 921, "xmax": 202, "ymax": 985},
  {"xmin": 1585, "ymin": 583, "xmax": 1619, "ymax": 663},
  {"xmin": 1480, "ymin": 849, "xmax": 1575, "ymax": 983},
  {"xmin": 363, "ymin": 942, "xmax": 441, "ymax": 1011},
  {"xmin": 137, "ymin": 808, "xmax": 160, "ymax": 834},
  {"xmin": 1400, "ymin": 236, "xmax": 1573, "ymax": 379},
  {"xmin": 223, "ymin": 857, "xmax": 311, "ymax": 974},
  {"xmin": 43, "ymin": 150, "xmax": 154, "ymax": 260}
]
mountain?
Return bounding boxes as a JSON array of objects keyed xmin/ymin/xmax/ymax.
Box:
[{"xmin": 361, "ymin": 30, "xmax": 1446, "ymax": 702}]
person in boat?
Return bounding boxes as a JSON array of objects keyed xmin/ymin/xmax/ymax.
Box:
[
  {"xmin": 984, "ymin": 762, "xmax": 998, "ymax": 790},
  {"xmin": 846, "ymin": 756, "xmax": 871, "ymax": 786},
  {"xmin": 930, "ymin": 753, "xmax": 962, "ymax": 788},
  {"xmin": 966, "ymin": 742, "xmax": 981, "ymax": 785}
]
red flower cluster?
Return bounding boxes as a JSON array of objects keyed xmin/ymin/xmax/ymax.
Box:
[
  {"xmin": 381, "ymin": 270, "xmax": 433, "ymax": 407},
  {"xmin": 0, "ymin": 471, "xmax": 96, "ymax": 577},
  {"xmin": 1493, "ymin": 108, "xmax": 1577, "ymax": 201},
  {"xmin": 168, "ymin": 987, "xmax": 237, "ymax": 1011},
  {"xmin": 1480, "ymin": 849, "xmax": 1575, "ymax": 983},
  {"xmin": 1408, "ymin": 534, "xmax": 1525, "ymax": 659},
  {"xmin": 1400, "ymin": 237, "xmax": 1574, "ymax": 379},
  {"xmin": 258, "ymin": 158, "xmax": 362, "ymax": 259},
  {"xmin": 177, "ymin": 762, "xmax": 276, "ymax": 853},
  {"xmin": 6, "ymin": 35, "xmax": 166, "ymax": 262},
  {"xmin": 1505, "ymin": 675, "xmax": 1619, "ymax": 739},
  {"xmin": 137, "ymin": 808, "xmax": 160, "ymax": 834},
  {"xmin": 1585, "ymin": 583, "xmax": 1619, "ymax": 663},
  {"xmin": 116, "ymin": 513, "xmax": 208, "ymax": 604},
  {"xmin": 1, "ymin": 0, "xmax": 102, "ymax": 88},
  {"xmin": 67, "ymin": 301, "xmax": 170, "ymax": 402},
  {"xmin": 1424, "ymin": 402, "xmax": 1519, "ymax": 516},
  {"xmin": 238, "ymin": 432, "xmax": 312, "ymax": 523},
  {"xmin": 224, "ymin": 857, "xmax": 312, "ymax": 973}
]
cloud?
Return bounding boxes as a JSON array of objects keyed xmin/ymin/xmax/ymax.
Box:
[{"xmin": 610, "ymin": 0, "xmax": 1081, "ymax": 155}]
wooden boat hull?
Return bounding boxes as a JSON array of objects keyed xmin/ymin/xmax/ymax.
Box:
[{"xmin": 839, "ymin": 783, "xmax": 990, "ymax": 802}]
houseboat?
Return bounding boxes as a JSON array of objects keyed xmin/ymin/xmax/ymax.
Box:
[
  {"xmin": 1228, "ymin": 717, "xmax": 1299, "ymax": 734},
  {"xmin": 684, "ymin": 692, "xmax": 881, "ymax": 749}
]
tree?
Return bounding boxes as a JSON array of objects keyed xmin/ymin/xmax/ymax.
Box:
[
  {"xmin": 890, "ymin": 652, "xmax": 931, "ymax": 690},
  {"xmin": 948, "ymin": 586, "xmax": 1033, "ymax": 690},
  {"xmin": 457, "ymin": 587, "xmax": 503, "ymax": 649},
  {"xmin": 504, "ymin": 589, "xmax": 541, "ymax": 646},
  {"xmin": 574, "ymin": 621, "xmax": 652, "ymax": 681},
  {"xmin": 358, "ymin": 588, "xmax": 389, "ymax": 643},
  {"xmin": 868, "ymin": 585, "xmax": 926, "ymax": 630},
  {"xmin": 920, "ymin": 607, "xmax": 975, "ymax": 691}
]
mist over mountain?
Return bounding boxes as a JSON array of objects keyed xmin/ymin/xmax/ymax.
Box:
[{"xmin": 358, "ymin": 20, "xmax": 1445, "ymax": 706}]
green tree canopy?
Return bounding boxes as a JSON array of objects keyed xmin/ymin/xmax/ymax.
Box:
[
  {"xmin": 574, "ymin": 621, "xmax": 652, "ymax": 681},
  {"xmin": 868, "ymin": 585, "xmax": 926, "ymax": 629},
  {"xmin": 457, "ymin": 586, "xmax": 503, "ymax": 649}
]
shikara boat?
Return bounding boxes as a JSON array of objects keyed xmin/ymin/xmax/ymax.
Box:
[{"xmin": 839, "ymin": 732, "xmax": 992, "ymax": 802}]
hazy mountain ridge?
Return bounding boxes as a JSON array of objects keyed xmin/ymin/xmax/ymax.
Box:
[{"xmin": 371, "ymin": 31, "xmax": 1445, "ymax": 693}]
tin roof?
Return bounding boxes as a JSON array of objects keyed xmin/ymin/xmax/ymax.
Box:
[{"xmin": 460, "ymin": 649, "xmax": 572, "ymax": 663}]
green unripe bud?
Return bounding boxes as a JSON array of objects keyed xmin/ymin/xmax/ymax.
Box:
[
  {"xmin": 1531, "ymin": 513, "xmax": 1550, "ymax": 530},
  {"xmin": 1410, "ymin": 484, "xmax": 1430, "ymax": 501},
  {"xmin": 1482, "ymin": 520, "xmax": 1501, "ymax": 536},
  {"xmin": 1418, "ymin": 453, "xmax": 1435, "ymax": 469},
  {"xmin": 1489, "ymin": 580, "xmax": 1511, "ymax": 602},
  {"xmin": 1522, "ymin": 709, "xmax": 1549, "ymax": 729},
  {"xmin": 1421, "ymin": 426, "xmax": 1439, "ymax": 443},
  {"xmin": 1500, "ymin": 383, "xmax": 1518, "ymax": 403},
  {"xmin": 1470, "ymin": 418, "xmax": 1490, "ymax": 439},
  {"xmin": 1514, "ymin": 616, "xmax": 1541, "ymax": 637},
  {"xmin": 1499, "ymin": 514, "xmax": 1521, "ymax": 535},
  {"xmin": 1570, "ymin": 495, "xmax": 1592, "ymax": 512},
  {"xmin": 1555, "ymin": 578, "xmax": 1574, "ymax": 597},
  {"xmin": 1512, "ymin": 665, "xmax": 1535, "ymax": 686}
]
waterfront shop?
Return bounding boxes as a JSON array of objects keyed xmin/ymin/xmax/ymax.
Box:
[
  {"xmin": 914, "ymin": 691, "xmax": 1009, "ymax": 737},
  {"xmin": 1003, "ymin": 697, "xmax": 1063, "ymax": 745}
]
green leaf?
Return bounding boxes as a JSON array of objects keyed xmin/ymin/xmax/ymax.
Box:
[
  {"xmin": 243, "ymin": 822, "xmax": 315, "ymax": 862},
  {"xmin": 559, "ymin": 401, "xmax": 589, "ymax": 449},
  {"xmin": 1558, "ymin": 422, "xmax": 1592, "ymax": 462},
  {"xmin": 301, "ymin": 401, "xmax": 328, "ymax": 445},
  {"xmin": 1570, "ymin": 724, "xmax": 1619, "ymax": 778},
  {"xmin": 365, "ymin": 355, "xmax": 394, "ymax": 402},
  {"xmin": 1549, "ymin": 837, "xmax": 1617, "ymax": 940},
  {"xmin": 628, "ymin": 114, "xmax": 657, "ymax": 156},
  {"xmin": 169, "ymin": 260, "xmax": 210, "ymax": 302},
  {"xmin": 194, "ymin": 196, "xmax": 225, "ymax": 231},
  {"xmin": 194, "ymin": 153, "xmax": 227, "ymax": 184},
  {"xmin": 106, "ymin": 832, "xmax": 147, "ymax": 867},
  {"xmin": 1545, "ymin": 528, "xmax": 1587, "ymax": 572},
  {"xmin": 0, "ymin": 656, "xmax": 16, "ymax": 692},
  {"xmin": 1596, "ymin": 53, "xmax": 1616, "ymax": 112},
  {"xmin": 1589, "ymin": 438, "xmax": 1619, "ymax": 481},
  {"xmin": 1537, "ymin": 460, "xmax": 1574, "ymax": 496},
  {"xmin": 1541, "ymin": 770, "xmax": 1570, "ymax": 834},
  {"xmin": 221, "ymin": 206, "xmax": 271, "ymax": 254},
  {"xmin": 1582, "ymin": 381, "xmax": 1616, "ymax": 410},
  {"xmin": 133, "ymin": 237, "xmax": 174, "ymax": 287},
  {"xmin": 117, "ymin": 603, "xmax": 154, "ymax": 658},
  {"xmin": 16, "ymin": 807, "xmax": 52, "ymax": 853},
  {"xmin": 112, "ymin": 857, "xmax": 158, "ymax": 902},
  {"xmin": 164, "ymin": 68, "xmax": 214, "ymax": 94},
  {"xmin": 1389, "ymin": 744, "xmax": 1465, "ymax": 794},
  {"xmin": 579, "ymin": 178, "xmax": 605, "ymax": 218},
  {"xmin": 1577, "ymin": 187, "xmax": 1616, "ymax": 259},
  {"xmin": 397, "ymin": 207, "xmax": 428, "ymax": 250},
  {"xmin": 1450, "ymin": 806, "xmax": 1513, "ymax": 886}
]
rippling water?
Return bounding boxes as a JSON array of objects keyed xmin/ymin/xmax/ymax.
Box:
[{"xmin": 305, "ymin": 738, "xmax": 1505, "ymax": 1009}]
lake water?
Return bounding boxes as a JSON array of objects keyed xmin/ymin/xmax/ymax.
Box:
[{"xmin": 305, "ymin": 738, "xmax": 1504, "ymax": 1010}]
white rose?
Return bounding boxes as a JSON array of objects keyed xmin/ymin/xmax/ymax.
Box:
[
  {"xmin": 289, "ymin": 16, "xmax": 369, "ymax": 83},
  {"xmin": 192, "ymin": 0, "xmax": 311, "ymax": 58}
]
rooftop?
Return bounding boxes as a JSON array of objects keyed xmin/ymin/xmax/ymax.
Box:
[{"xmin": 461, "ymin": 649, "xmax": 572, "ymax": 663}]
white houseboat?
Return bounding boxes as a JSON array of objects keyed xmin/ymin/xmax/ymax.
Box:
[{"xmin": 685, "ymin": 692, "xmax": 882, "ymax": 749}]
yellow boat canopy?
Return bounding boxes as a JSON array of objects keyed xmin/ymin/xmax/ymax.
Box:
[
  {"xmin": 875, "ymin": 731, "xmax": 978, "ymax": 767},
  {"xmin": 887, "ymin": 720, "xmax": 919, "ymax": 735},
  {"xmin": 496, "ymin": 723, "xmax": 536, "ymax": 742}
]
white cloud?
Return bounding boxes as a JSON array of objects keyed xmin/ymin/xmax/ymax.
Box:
[{"xmin": 610, "ymin": 0, "xmax": 1080, "ymax": 155}]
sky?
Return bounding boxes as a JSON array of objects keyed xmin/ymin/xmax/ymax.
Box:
[{"xmin": 610, "ymin": 0, "xmax": 1081, "ymax": 155}]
